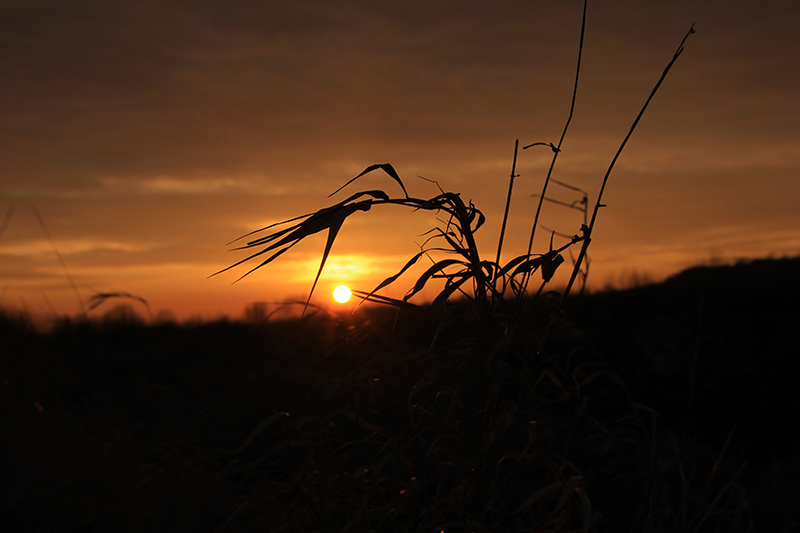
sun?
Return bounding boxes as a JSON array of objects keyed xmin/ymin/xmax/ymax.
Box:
[{"xmin": 333, "ymin": 285, "xmax": 352, "ymax": 303}]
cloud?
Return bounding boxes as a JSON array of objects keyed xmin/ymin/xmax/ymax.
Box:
[
  {"xmin": 0, "ymin": 238, "xmax": 154, "ymax": 257},
  {"xmin": 104, "ymin": 176, "xmax": 294, "ymax": 196}
]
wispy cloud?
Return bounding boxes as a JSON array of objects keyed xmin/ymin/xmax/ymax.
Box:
[
  {"xmin": 114, "ymin": 176, "xmax": 293, "ymax": 196},
  {"xmin": 0, "ymin": 238, "xmax": 154, "ymax": 257}
]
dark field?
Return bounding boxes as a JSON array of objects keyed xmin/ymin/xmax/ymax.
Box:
[{"xmin": 2, "ymin": 257, "xmax": 799, "ymax": 532}]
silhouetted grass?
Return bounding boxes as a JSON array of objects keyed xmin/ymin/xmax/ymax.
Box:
[{"xmin": 195, "ymin": 9, "xmax": 782, "ymax": 531}]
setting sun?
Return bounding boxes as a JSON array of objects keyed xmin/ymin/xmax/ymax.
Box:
[{"xmin": 333, "ymin": 285, "xmax": 352, "ymax": 303}]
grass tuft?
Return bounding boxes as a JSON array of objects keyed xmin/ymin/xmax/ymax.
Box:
[{"xmin": 207, "ymin": 6, "xmax": 729, "ymax": 533}]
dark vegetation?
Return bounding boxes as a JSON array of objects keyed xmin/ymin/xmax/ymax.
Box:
[
  {"xmin": 569, "ymin": 256, "xmax": 800, "ymax": 466},
  {"xmin": 2, "ymin": 257, "xmax": 799, "ymax": 531}
]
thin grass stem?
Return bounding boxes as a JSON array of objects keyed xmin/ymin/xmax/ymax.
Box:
[
  {"xmin": 522, "ymin": 0, "xmax": 587, "ymax": 294},
  {"xmin": 31, "ymin": 204, "xmax": 87, "ymax": 318},
  {"xmin": 560, "ymin": 23, "xmax": 696, "ymax": 306},
  {"xmin": 495, "ymin": 139, "xmax": 519, "ymax": 271},
  {"xmin": 0, "ymin": 201, "xmax": 15, "ymax": 239}
]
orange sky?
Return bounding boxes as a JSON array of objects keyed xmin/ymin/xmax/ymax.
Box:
[{"xmin": 2, "ymin": 1, "xmax": 799, "ymax": 321}]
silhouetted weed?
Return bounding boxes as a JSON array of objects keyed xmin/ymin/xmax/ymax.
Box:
[{"xmin": 205, "ymin": 6, "xmax": 762, "ymax": 533}]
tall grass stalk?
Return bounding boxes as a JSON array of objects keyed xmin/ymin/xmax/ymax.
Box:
[
  {"xmin": 214, "ymin": 8, "xmax": 717, "ymax": 532},
  {"xmin": 559, "ymin": 23, "xmax": 696, "ymax": 307},
  {"xmin": 31, "ymin": 204, "xmax": 87, "ymax": 318},
  {"xmin": 0, "ymin": 201, "xmax": 15, "ymax": 239},
  {"xmin": 494, "ymin": 139, "xmax": 519, "ymax": 273},
  {"xmin": 523, "ymin": 0, "xmax": 587, "ymax": 283}
]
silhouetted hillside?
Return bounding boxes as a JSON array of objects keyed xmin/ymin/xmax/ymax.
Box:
[{"xmin": 567, "ymin": 256, "xmax": 800, "ymax": 462}]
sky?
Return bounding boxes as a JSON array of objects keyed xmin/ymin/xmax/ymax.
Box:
[{"xmin": 2, "ymin": 0, "xmax": 799, "ymax": 321}]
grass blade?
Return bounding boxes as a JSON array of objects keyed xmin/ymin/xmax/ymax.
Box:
[
  {"xmin": 328, "ymin": 163, "xmax": 409, "ymax": 198},
  {"xmin": 406, "ymin": 258, "xmax": 467, "ymax": 301}
]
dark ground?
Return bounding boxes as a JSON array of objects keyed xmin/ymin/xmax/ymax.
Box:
[
  {"xmin": 2, "ymin": 256, "xmax": 799, "ymax": 531},
  {"xmin": 567, "ymin": 256, "xmax": 800, "ymax": 465}
]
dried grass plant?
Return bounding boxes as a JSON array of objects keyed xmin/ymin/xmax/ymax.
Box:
[{"xmin": 211, "ymin": 7, "xmax": 750, "ymax": 532}]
